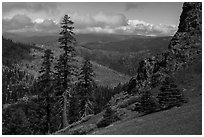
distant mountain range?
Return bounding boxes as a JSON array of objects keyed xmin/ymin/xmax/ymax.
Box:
[
  {"xmin": 3, "ymin": 32, "xmax": 171, "ymax": 46},
  {"xmin": 3, "ymin": 32, "xmax": 172, "ymax": 75},
  {"xmin": 3, "ymin": 32, "xmax": 172, "ymax": 56},
  {"xmin": 79, "ymin": 36, "xmax": 171, "ymax": 53}
]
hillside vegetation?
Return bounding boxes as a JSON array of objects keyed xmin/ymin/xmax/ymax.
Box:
[
  {"xmin": 2, "ymin": 37, "xmax": 41, "ymax": 66},
  {"xmin": 55, "ymin": 2, "xmax": 202, "ymax": 135},
  {"xmin": 2, "ymin": 2, "xmax": 202, "ymax": 135}
]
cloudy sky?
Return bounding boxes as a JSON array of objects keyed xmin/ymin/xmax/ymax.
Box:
[{"xmin": 2, "ymin": 2, "xmax": 183, "ymax": 36}]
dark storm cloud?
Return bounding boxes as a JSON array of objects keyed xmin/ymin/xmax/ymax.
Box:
[
  {"xmin": 2, "ymin": 2, "xmax": 59, "ymax": 15},
  {"xmin": 3, "ymin": 14, "xmax": 34, "ymax": 31},
  {"xmin": 125, "ymin": 2, "xmax": 145, "ymax": 11},
  {"xmin": 2, "ymin": 12, "xmax": 176, "ymax": 36},
  {"xmin": 72, "ymin": 12, "xmax": 127, "ymax": 29},
  {"xmin": 3, "ymin": 14, "xmax": 59, "ymax": 33},
  {"xmin": 2, "ymin": 12, "xmax": 127, "ymax": 34}
]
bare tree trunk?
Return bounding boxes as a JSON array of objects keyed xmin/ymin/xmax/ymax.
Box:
[
  {"xmin": 83, "ymin": 102, "xmax": 88, "ymax": 118},
  {"xmin": 46, "ymin": 93, "xmax": 50, "ymax": 134},
  {"xmin": 62, "ymin": 91, "xmax": 69, "ymax": 128}
]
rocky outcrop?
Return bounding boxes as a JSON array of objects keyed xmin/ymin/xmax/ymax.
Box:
[
  {"xmin": 127, "ymin": 2, "xmax": 202, "ymax": 93},
  {"xmin": 177, "ymin": 2, "xmax": 202, "ymax": 33}
]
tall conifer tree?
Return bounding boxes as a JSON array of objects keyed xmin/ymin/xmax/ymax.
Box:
[
  {"xmin": 78, "ymin": 57, "xmax": 95, "ymax": 117},
  {"xmin": 55, "ymin": 14, "xmax": 77, "ymax": 128},
  {"xmin": 38, "ymin": 49, "xmax": 54, "ymax": 134}
]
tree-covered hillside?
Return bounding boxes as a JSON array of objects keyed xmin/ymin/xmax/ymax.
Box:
[{"xmin": 2, "ymin": 37, "xmax": 41, "ymax": 66}]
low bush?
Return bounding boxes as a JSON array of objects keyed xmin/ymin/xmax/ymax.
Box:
[
  {"xmin": 118, "ymin": 96, "xmax": 139, "ymax": 108},
  {"xmin": 137, "ymin": 90, "xmax": 158, "ymax": 114},
  {"xmin": 96, "ymin": 104, "xmax": 120, "ymax": 128}
]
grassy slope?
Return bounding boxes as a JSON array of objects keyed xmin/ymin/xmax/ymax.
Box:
[
  {"xmin": 54, "ymin": 51, "xmax": 201, "ymax": 135},
  {"xmin": 56, "ymin": 55, "xmax": 202, "ymax": 135},
  {"xmin": 56, "ymin": 94, "xmax": 201, "ymax": 135},
  {"xmin": 89, "ymin": 57, "xmax": 202, "ymax": 135},
  {"xmin": 91, "ymin": 56, "xmax": 202, "ymax": 135},
  {"xmin": 91, "ymin": 96, "xmax": 201, "ymax": 135}
]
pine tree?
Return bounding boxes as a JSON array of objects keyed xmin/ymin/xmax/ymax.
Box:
[
  {"xmin": 139, "ymin": 90, "xmax": 157, "ymax": 114},
  {"xmin": 92, "ymin": 86, "xmax": 114, "ymax": 114},
  {"xmin": 103, "ymin": 104, "xmax": 117, "ymax": 119},
  {"xmin": 2, "ymin": 107, "xmax": 31, "ymax": 135},
  {"xmin": 68, "ymin": 89, "xmax": 80, "ymax": 124},
  {"xmin": 78, "ymin": 57, "xmax": 95, "ymax": 117},
  {"xmin": 38, "ymin": 49, "xmax": 54, "ymax": 134},
  {"xmin": 55, "ymin": 14, "xmax": 77, "ymax": 128},
  {"xmin": 3, "ymin": 65, "xmax": 33, "ymax": 104},
  {"xmin": 157, "ymin": 76, "xmax": 186, "ymax": 109},
  {"xmin": 96, "ymin": 104, "xmax": 119, "ymax": 128}
]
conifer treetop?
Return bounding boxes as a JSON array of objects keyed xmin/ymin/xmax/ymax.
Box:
[{"xmin": 58, "ymin": 14, "xmax": 76, "ymax": 50}]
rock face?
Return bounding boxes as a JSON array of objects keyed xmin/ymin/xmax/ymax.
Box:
[
  {"xmin": 177, "ymin": 2, "xmax": 202, "ymax": 33},
  {"xmin": 127, "ymin": 2, "xmax": 202, "ymax": 93}
]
